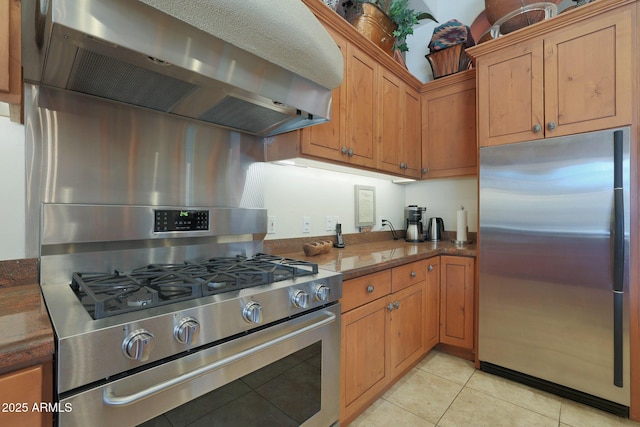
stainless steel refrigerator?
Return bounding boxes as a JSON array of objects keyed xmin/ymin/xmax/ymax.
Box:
[{"xmin": 478, "ymin": 127, "xmax": 630, "ymax": 414}]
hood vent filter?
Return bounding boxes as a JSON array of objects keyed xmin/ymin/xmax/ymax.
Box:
[
  {"xmin": 200, "ymin": 96, "xmax": 298, "ymax": 135},
  {"xmin": 69, "ymin": 49, "xmax": 197, "ymax": 112}
]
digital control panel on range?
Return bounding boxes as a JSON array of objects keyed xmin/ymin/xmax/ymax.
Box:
[{"xmin": 154, "ymin": 210, "xmax": 209, "ymax": 232}]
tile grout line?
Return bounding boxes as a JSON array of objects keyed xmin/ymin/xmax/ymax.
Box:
[{"xmin": 432, "ymin": 368, "xmax": 477, "ymax": 427}]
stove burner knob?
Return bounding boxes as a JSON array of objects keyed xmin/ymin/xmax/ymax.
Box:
[
  {"xmin": 315, "ymin": 285, "xmax": 330, "ymax": 302},
  {"xmin": 242, "ymin": 301, "xmax": 263, "ymax": 324},
  {"xmin": 174, "ymin": 317, "xmax": 200, "ymax": 345},
  {"xmin": 291, "ymin": 290, "xmax": 310, "ymax": 309},
  {"xmin": 122, "ymin": 329, "xmax": 154, "ymax": 362}
]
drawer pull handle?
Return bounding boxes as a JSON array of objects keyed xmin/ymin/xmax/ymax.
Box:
[{"xmin": 366, "ymin": 285, "xmax": 375, "ymax": 293}]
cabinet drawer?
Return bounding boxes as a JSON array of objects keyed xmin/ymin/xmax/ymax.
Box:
[
  {"xmin": 391, "ymin": 260, "xmax": 427, "ymax": 292},
  {"xmin": 341, "ymin": 270, "xmax": 391, "ymax": 312}
]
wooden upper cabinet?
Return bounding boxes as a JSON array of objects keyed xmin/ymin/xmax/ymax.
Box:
[
  {"xmin": 377, "ymin": 71, "xmax": 422, "ymax": 178},
  {"xmin": 402, "ymin": 86, "xmax": 422, "ymax": 178},
  {"xmin": 422, "ymin": 70, "xmax": 477, "ymax": 178},
  {"xmin": 0, "ymin": 0, "xmax": 22, "ymax": 109},
  {"xmin": 377, "ymin": 71, "xmax": 404, "ymax": 174},
  {"xmin": 477, "ymin": 39, "xmax": 544, "ymax": 147},
  {"xmin": 345, "ymin": 43, "xmax": 377, "ymax": 167},
  {"xmin": 301, "ymin": 29, "xmax": 346, "ymax": 162},
  {"xmin": 543, "ymin": 7, "xmax": 632, "ymax": 137},
  {"xmin": 473, "ymin": 1, "xmax": 633, "ymax": 147}
]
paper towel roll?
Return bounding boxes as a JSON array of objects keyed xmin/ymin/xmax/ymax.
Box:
[{"xmin": 456, "ymin": 207, "xmax": 468, "ymax": 242}]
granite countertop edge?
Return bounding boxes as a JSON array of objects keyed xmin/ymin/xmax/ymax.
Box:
[
  {"xmin": 278, "ymin": 239, "xmax": 476, "ymax": 281},
  {"xmin": 0, "ymin": 283, "xmax": 55, "ymax": 374}
]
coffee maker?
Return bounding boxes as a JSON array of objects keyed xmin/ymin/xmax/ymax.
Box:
[{"xmin": 404, "ymin": 205, "xmax": 426, "ymax": 242}]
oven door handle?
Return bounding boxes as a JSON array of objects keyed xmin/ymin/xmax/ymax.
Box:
[{"xmin": 103, "ymin": 310, "xmax": 337, "ymax": 406}]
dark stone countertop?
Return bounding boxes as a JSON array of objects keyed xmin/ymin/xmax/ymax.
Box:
[
  {"xmin": 278, "ymin": 238, "xmax": 476, "ymax": 281},
  {"xmin": 0, "ymin": 259, "xmax": 54, "ymax": 374}
]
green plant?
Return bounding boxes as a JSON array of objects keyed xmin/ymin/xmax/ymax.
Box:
[
  {"xmin": 387, "ymin": 0, "xmax": 437, "ymax": 52},
  {"xmin": 342, "ymin": 0, "xmax": 437, "ymax": 52}
]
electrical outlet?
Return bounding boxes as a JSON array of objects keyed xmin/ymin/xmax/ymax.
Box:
[
  {"xmin": 268, "ymin": 216, "xmax": 276, "ymax": 234},
  {"xmin": 325, "ymin": 216, "xmax": 335, "ymax": 232},
  {"xmin": 333, "ymin": 216, "xmax": 340, "ymax": 227},
  {"xmin": 302, "ymin": 216, "xmax": 311, "ymax": 233}
]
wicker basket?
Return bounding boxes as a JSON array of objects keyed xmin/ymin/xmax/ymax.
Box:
[{"xmin": 425, "ymin": 43, "xmax": 473, "ymax": 79}]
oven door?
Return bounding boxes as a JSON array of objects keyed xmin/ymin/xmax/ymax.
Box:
[{"xmin": 59, "ymin": 305, "xmax": 340, "ymax": 427}]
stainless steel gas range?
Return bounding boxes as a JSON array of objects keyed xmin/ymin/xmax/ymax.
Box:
[{"xmin": 40, "ymin": 204, "xmax": 341, "ymax": 426}]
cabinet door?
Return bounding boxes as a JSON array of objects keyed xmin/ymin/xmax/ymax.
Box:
[
  {"xmin": 0, "ymin": 0, "xmax": 21, "ymax": 105},
  {"xmin": 377, "ymin": 70, "xmax": 404, "ymax": 175},
  {"xmin": 301, "ymin": 29, "xmax": 346, "ymax": 161},
  {"xmin": 388, "ymin": 282, "xmax": 425, "ymax": 377},
  {"xmin": 543, "ymin": 5, "xmax": 632, "ymax": 137},
  {"xmin": 341, "ymin": 295, "xmax": 390, "ymax": 423},
  {"xmin": 440, "ymin": 256, "xmax": 475, "ymax": 350},
  {"xmin": 345, "ymin": 43, "xmax": 377, "ymax": 167},
  {"xmin": 477, "ymin": 38, "xmax": 544, "ymax": 147},
  {"xmin": 422, "ymin": 71, "xmax": 477, "ymax": 178},
  {"xmin": 425, "ymin": 258, "xmax": 440, "ymax": 352},
  {"xmin": 0, "ymin": 364, "xmax": 48, "ymax": 427},
  {"xmin": 402, "ymin": 86, "xmax": 422, "ymax": 178}
]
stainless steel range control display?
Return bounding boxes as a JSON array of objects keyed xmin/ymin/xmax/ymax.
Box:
[{"xmin": 154, "ymin": 209, "xmax": 209, "ymax": 232}]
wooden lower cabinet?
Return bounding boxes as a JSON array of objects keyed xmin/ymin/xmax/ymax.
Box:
[
  {"xmin": 388, "ymin": 282, "xmax": 426, "ymax": 377},
  {"xmin": 439, "ymin": 256, "xmax": 475, "ymax": 351},
  {"xmin": 340, "ymin": 260, "xmax": 428, "ymax": 425},
  {"xmin": 341, "ymin": 294, "xmax": 391, "ymax": 423},
  {"xmin": 0, "ymin": 361, "xmax": 53, "ymax": 427},
  {"xmin": 340, "ymin": 255, "xmax": 475, "ymax": 424},
  {"xmin": 425, "ymin": 257, "xmax": 440, "ymax": 351}
]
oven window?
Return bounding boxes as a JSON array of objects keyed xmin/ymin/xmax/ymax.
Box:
[{"xmin": 139, "ymin": 342, "xmax": 322, "ymax": 426}]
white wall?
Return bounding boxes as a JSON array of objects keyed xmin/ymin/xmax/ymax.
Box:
[
  {"xmin": 405, "ymin": 177, "xmax": 478, "ymax": 233},
  {"xmin": 0, "ymin": 115, "xmax": 26, "ymax": 260},
  {"xmin": 263, "ymin": 163, "xmax": 478, "ymax": 239},
  {"xmin": 263, "ymin": 163, "xmax": 406, "ymax": 238}
]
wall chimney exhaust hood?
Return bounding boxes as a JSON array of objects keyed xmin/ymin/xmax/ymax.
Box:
[{"xmin": 23, "ymin": 0, "xmax": 343, "ymax": 136}]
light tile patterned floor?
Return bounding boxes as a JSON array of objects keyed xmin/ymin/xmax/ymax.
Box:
[{"xmin": 350, "ymin": 350, "xmax": 640, "ymax": 427}]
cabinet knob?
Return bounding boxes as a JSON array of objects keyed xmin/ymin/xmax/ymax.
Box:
[
  {"xmin": 422, "ymin": 168, "xmax": 428, "ymax": 174},
  {"xmin": 387, "ymin": 303, "xmax": 395, "ymax": 311},
  {"xmin": 428, "ymin": 265, "xmax": 434, "ymax": 272},
  {"xmin": 381, "ymin": 37, "xmax": 387, "ymax": 43},
  {"xmin": 393, "ymin": 301, "xmax": 400, "ymax": 309},
  {"xmin": 341, "ymin": 146, "xmax": 348, "ymax": 154},
  {"xmin": 547, "ymin": 122, "xmax": 556, "ymax": 131},
  {"xmin": 532, "ymin": 124, "xmax": 541, "ymax": 133},
  {"xmin": 348, "ymin": 148, "xmax": 354, "ymax": 157},
  {"xmin": 366, "ymin": 285, "xmax": 375, "ymax": 293},
  {"xmin": 410, "ymin": 271, "xmax": 416, "ymax": 278}
]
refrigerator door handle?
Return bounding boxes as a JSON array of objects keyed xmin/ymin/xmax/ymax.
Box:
[{"xmin": 612, "ymin": 129, "xmax": 624, "ymax": 388}]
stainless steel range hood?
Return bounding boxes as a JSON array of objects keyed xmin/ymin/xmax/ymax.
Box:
[{"xmin": 22, "ymin": 0, "xmax": 343, "ymax": 136}]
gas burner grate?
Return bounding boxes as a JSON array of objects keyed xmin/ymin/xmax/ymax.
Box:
[{"xmin": 70, "ymin": 254, "xmax": 320, "ymax": 319}]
